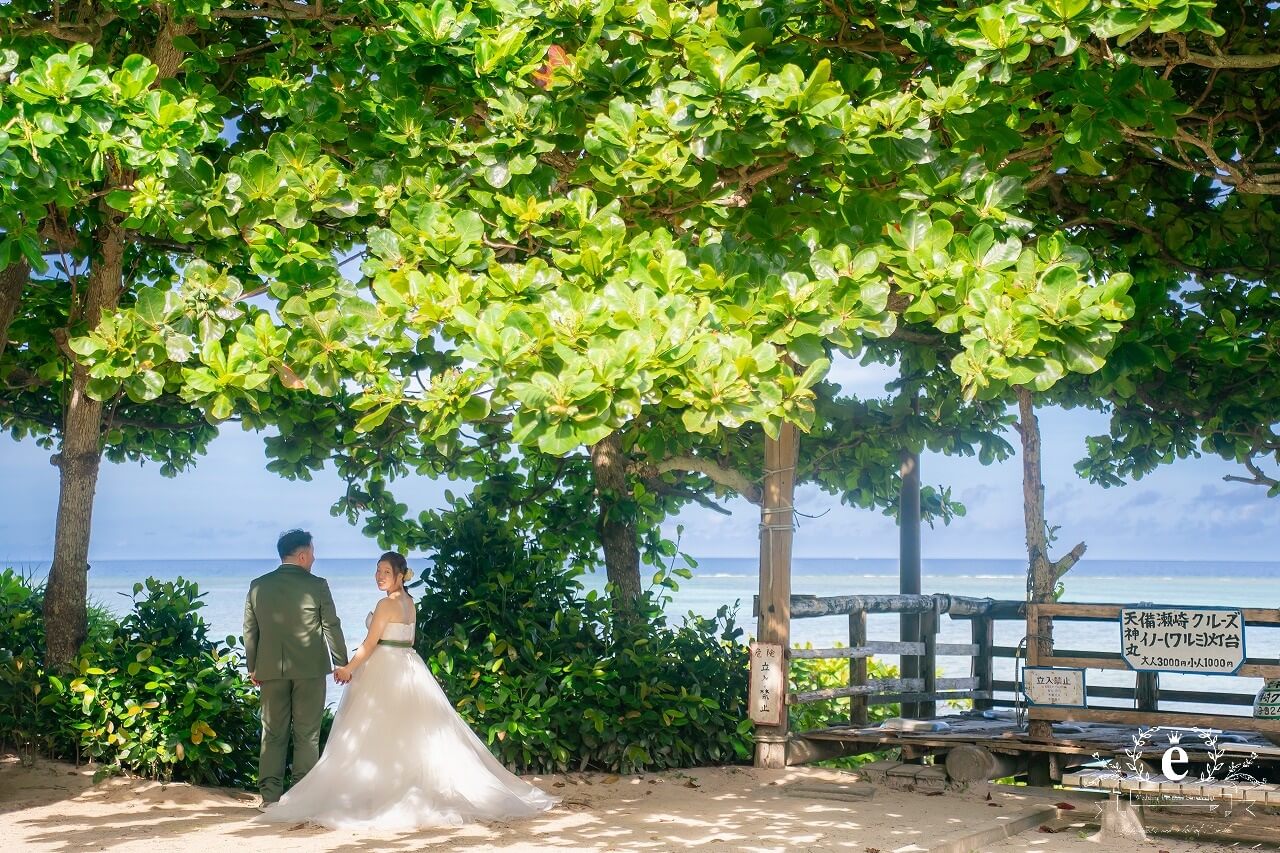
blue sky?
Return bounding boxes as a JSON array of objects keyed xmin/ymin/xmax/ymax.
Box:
[{"xmin": 1, "ymin": 356, "xmax": 1276, "ymax": 563}]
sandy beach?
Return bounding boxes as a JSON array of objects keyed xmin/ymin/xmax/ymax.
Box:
[{"xmin": 0, "ymin": 754, "xmax": 1238, "ymax": 853}]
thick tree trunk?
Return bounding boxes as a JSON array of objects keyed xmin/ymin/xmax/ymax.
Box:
[
  {"xmin": 43, "ymin": 225, "xmax": 125, "ymax": 667},
  {"xmin": 0, "ymin": 259, "xmax": 29, "ymax": 361},
  {"xmin": 590, "ymin": 432, "xmax": 642, "ymax": 607}
]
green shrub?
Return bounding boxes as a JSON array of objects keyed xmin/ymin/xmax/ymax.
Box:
[
  {"xmin": 0, "ymin": 571, "xmax": 261, "ymax": 787},
  {"xmin": 0, "ymin": 568, "xmax": 47, "ymax": 757},
  {"xmin": 50, "ymin": 577, "xmax": 261, "ymax": 786},
  {"xmin": 411, "ymin": 493, "xmax": 752, "ymax": 775}
]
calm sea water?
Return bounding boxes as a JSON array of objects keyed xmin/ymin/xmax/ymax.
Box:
[{"xmin": 15, "ymin": 557, "xmax": 1280, "ymax": 712}]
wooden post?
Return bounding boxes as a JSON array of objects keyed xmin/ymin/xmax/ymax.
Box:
[
  {"xmin": 754, "ymin": 421, "xmax": 799, "ymax": 769},
  {"xmin": 972, "ymin": 616, "xmax": 995, "ymax": 712},
  {"xmin": 899, "ymin": 447, "xmax": 922, "ymax": 720},
  {"xmin": 849, "ymin": 610, "xmax": 868, "ymax": 727},
  {"xmin": 920, "ymin": 607, "xmax": 938, "ymax": 719},
  {"xmin": 1136, "ymin": 672, "xmax": 1159, "ymax": 712}
]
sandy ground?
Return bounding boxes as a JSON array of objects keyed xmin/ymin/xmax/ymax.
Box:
[{"xmin": 0, "ymin": 754, "xmax": 1238, "ymax": 853}]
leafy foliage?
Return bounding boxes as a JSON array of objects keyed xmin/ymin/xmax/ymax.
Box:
[
  {"xmin": 0, "ymin": 571, "xmax": 261, "ymax": 787},
  {"xmin": 411, "ymin": 489, "xmax": 753, "ymax": 774}
]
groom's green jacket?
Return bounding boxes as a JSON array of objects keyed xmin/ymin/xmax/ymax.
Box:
[{"xmin": 243, "ymin": 564, "xmax": 349, "ymax": 680}]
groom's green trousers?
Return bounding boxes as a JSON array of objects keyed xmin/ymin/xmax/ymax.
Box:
[{"xmin": 258, "ymin": 677, "xmax": 327, "ymax": 804}]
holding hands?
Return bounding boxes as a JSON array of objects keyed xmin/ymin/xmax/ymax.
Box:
[{"xmin": 333, "ymin": 665, "xmax": 352, "ymax": 684}]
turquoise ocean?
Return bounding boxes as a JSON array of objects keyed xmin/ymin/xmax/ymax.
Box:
[{"xmin": 17, "ymin": 557, "xmax": 1280, "ymax": 713}]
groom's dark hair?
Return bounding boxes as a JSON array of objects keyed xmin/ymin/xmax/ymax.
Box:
[{"xmin": 277, "ymin": 529, "xmax": 313, "ymax": 560}]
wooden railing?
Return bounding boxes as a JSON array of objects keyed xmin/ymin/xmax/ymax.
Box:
[
  {"xmin": 1023, "ymin": 602, "xmax": 1280, "ymax": 735},
  {"xmin": 761, "ymin": 594, "xmax": 1280, "ymax": 736}
]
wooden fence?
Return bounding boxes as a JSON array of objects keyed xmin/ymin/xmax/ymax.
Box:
[{"xmin": 762, "ymin": 593, "xmax": 1280, "ymax": 737}]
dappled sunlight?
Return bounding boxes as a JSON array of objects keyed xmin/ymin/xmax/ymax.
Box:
[{"xmin": 4, "ymin": 760, "xmax": 1179, "ymax": 853}]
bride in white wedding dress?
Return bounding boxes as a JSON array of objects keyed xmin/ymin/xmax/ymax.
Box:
[{"xmin": 255, "ymin": 552, "xmax": 558, "ymax": 830}]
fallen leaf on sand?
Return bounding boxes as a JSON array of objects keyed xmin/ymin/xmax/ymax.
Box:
[
  {"xmin": 683, "ymin": 780, "xmax": 700, "ymax": 789},
  {"xmin": 987, "ymin": 802, "xmax": 1002, "ymax": 807},
  {"xmin": 601, "ymin": 775, "xmax": 620, "ymax": 784}
]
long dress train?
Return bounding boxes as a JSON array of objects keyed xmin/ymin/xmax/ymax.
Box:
[{"xmin": 255, "ymin": 615, "xmax": 558, "ymax": 830}]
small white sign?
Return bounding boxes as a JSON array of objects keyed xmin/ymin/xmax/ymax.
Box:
[
  {"xmin": 749, "ymin": 642, "xmax": 785, "ymax": 726},
  {"xmin": 1120, "ymin": 607, "xmax": 1246, "ymax": 675},
  {"xmin": 1023, "ymin": 666, "xmax": 1086, "ymax": 708}
]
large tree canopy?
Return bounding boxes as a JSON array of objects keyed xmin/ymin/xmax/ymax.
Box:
[{"xmin": 7, "ymin": 0, "xmax": 1270, "ymax": 653}]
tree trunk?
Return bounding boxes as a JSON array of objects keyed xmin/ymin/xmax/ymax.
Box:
[
  {"xmin": 43, "ymin": 225, "xmax": 125, "ymax": 667},
  {"xmin": 1016, "ymin": 387, "xmax": 1054, "ymax": 746},
  {"xmin": 754, "ymin": 421, "xmax": 798, "ymax": 768},
  {"xmin": 590, "ymin": 432, "xmax": 642, "ymax": 607},
  {"xmin": 0, "ymin": 259, "xmax": 29, "ymax": 361}
]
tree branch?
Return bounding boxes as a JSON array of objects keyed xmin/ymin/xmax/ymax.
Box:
[
  {"xmin": 1222, "ymin": 455, "xmax": 1280, "ymax": 489},
  {"xmin": 629, "ymin": 455, "xmax": 762, "ymax": 504}
]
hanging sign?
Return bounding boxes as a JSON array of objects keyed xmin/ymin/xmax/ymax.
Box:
[
  {"xmin": 748, "ymin": 642, "xmax": 786, "ymax": 726},
  {"xmin": 1120, "ymin": 606, "xmax": 1245, "ymax": 675},
  {"xmin": 1022, "ymin": 666, "xmax": 1086, "ymax": 708}
]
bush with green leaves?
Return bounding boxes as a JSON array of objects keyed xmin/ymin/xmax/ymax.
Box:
[
  {"xmin": 50, "ymin": 578, "xmax": 261, "ymax": 786},
  {"xmin": 411, "ymin": 492, "xmax": 752, "ymax": 774},
  {"xmin": 0, "ymin": 571, "xmax": 261, "ymax": 787}
]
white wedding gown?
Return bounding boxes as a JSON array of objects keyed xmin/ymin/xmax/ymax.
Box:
[{"xmin": 255, "ymin": 614, "xmax": 558, "ymax": 830}]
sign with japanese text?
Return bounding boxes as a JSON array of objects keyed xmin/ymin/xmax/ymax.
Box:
[
  {"xmin": 1120, "ymin": 607, "xmax": 1245, "ymax": 675},
  {"xmin": 748, "ymin": 642, "xmax": 785, "ymax": 726},
  {"xmin": 1022, "ymin": 666, "xmax": 1086, "ymax": 707}
]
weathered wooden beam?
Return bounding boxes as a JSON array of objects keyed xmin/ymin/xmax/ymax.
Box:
[
  {"xmin": 789, "ymin": 676, "xmax": 979, "ymax": 704},
  {"xmin": 867, "ymin": 690, "xmax": 991, "ymax": 706},
  {"xmin": 790, "ymin": 641, "xmax": 923, "ymax": 659},
  {"xmin": 945, "ymin": 744, "xmax": 1023, "ymax": 783},
  {"xmin": 1028, "ymin": 706, "xmax": 1280, "ymax": 735},
  {"xmin": 790, "ymin": 677, "xmax": 925, "ymax": 703},
  {"xmin": 768, "ymin": 593, "xmax": 1000, "ymax": 619}
]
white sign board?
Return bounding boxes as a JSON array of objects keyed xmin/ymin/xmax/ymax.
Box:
[
  {"xmin": 1120, "ymin": 607, "xmax": 1245, "ymax": 675},
  {"xmin": 748, "ymin": 642, "xmax": 785, "ymax": 726},
  {"xmin": 1022, "ymin": 666, "xmax": 1086, "ymax": 708}
]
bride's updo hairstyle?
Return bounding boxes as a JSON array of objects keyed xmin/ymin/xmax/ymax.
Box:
[{"xmin": 379, "ymin": 551, "xmax": 412, "ymax": 589}]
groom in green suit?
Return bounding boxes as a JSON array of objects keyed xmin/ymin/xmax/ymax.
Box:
[{"xmin": 243, "ymin": 529, "xmax": 348, "ymax": 805}]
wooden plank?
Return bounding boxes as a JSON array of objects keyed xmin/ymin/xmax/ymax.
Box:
[
  {"xmin": 867, "ymin": 690, "xmax": 989, "ymax": 706},
  {"xmin": 1028, "ymin": 705, "xmax": 1280, "ymax": 735},
  {"xmin": 790, "ymin": 677, "xmax": 925, "ymax": 704},
  {"xmin": 789, "ymin": 641, "xmax": 924, "ymax": 659},
  {"xmin": 1041, "ymin": 652, "xmax": 1280, "ymax": 679},
  {"xmin": 1033, "ymin": 601, "xmax": 1280, "ymax": 625},
  {"xmin": 991, "ymin": 680, "xmax": 1258, "ymax": 706},
  {"xmin": 849, "ymin": 610, "xmax": 868, "ymax": 727},
  {"xmin": 782, "ymin": 592, "xmax": 998, "ymax": 619},
  {"xmin": 937, "ymin": 642, "xmax": 981, "ymax": 656}
]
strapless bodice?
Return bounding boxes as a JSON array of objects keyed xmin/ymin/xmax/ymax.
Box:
[{"xmin": 366, "ymin": 611, "xmax": 415, "ymax": 643}]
